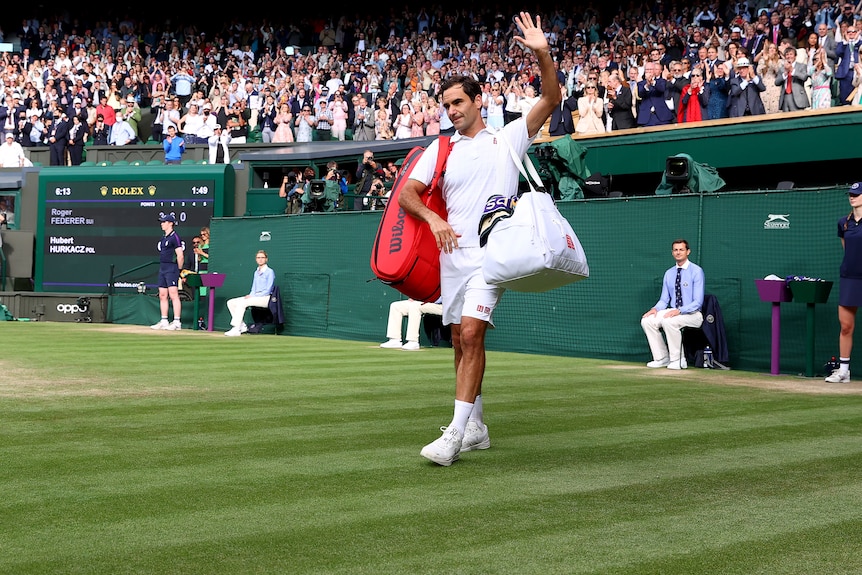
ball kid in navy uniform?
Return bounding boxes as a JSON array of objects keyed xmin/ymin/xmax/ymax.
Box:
[{"xmin": 150, "ymin": 213, "xmax": 185, "ymax": 330}]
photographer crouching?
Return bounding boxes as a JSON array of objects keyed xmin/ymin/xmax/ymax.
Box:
[{"xmin": 363, "ymin": 178, "xmax": 389, "ymax": 211}]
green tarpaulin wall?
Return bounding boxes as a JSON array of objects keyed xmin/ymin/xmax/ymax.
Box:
[{"xmin": 112, "ymin": 186, "xmax": 846, "ymax": 375}]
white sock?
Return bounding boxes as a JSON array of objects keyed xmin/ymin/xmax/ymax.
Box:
[
  {"xmin": 448, "ymin": 400, "xmax": 473, "ymax": 436},
  {"xmin": 840, "ymin": 357, "xmax": 850, "ymax": 372},
  {"xmin": 468, "ymin": 394, "xmax": 483, "ymax": 425}
]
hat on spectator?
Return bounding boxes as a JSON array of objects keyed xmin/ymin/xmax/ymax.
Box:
[
  {"xmin": 126, "ymin": 95, "xmax": 135, "ymax": 102},
  {"xmin": 214, "ymin": 124, "xmax": 222, "ymax": 130},
  {"xmin": 731, "ymin": 27, "xmax": 742, "ymax": 33},
  {"xmin": 5, "ymin": 133, "xmax": 13, "ymax": 139},
  {"xmin": 736, "ymin": 57, "xmax": 751, "ymax": 67},
  {"xmin": 850, "ymin": 182, "xmax": 862, "ymax": 196},
  {"xmin": 203, "ymin": 102, "xmax": 212, "ymax": 109},
  {"xmin": 159, "ymin": 214, "xmax": 176, "ymax": 223},
  {"xmin": 73, "ymin": 98, "xmax": 81, "ymax": 104}
]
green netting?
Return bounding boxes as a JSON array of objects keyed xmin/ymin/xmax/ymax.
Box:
[{"xmin": 208, "ymin": 186, "xmax": 847, "ymax": 375}]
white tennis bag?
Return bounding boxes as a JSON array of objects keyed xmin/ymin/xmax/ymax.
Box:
[{"xmin": 482, "ymin": 133, "xmax": 589, "ymax": 292}]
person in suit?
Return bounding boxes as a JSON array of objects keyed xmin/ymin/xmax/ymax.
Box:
[
  {"xmin": 47, "ymin": 112, "xmax": 69, "ymax": 166},
  {"xmin": 748, "ymin": 25, "xmax": 768, "ymax": 61},
  {"xmin": 703, "ymin": 46, "xmax": 725, "ymax": 78},
  {"xmin": 65, "ymin": 115, "xmax": 87, "ymax": 166},
  {"xmin": 728, "ymin": 57, "xmax": 767, "ymax": 117},
  {"xmin": 776, "ymin": 47, "xmax": 811, "ymax": 111},
  {"xmin": 606, "ymin": 71, "xmax": 637, "ymax": 130},
  {"xmin": 665, "ymin": 60, "xmax": 690, "ymax": 123},
  {"xmin": 637, "ymin": 61, "xmax": 674, "ymax": 126},
  {"xmin": 547, "ymin": 81, "xmax": 578, "ymax": 136},
  {"xmin": 352, "ymin": 96, "xmax": 376, "ymax": 141},
  {"xmin": 66, "ymin": 98, "xmax": 88, "ymax": 125},
  {"xmin": 91, "ymin": 114, "xmax": 109, "ymax": 145},
  {"xmin": 627, "ymin": 65, "xmax": 641, "ymax": 121},
  {"xmin": 767, "ymin": 11, "xmax": 789, "ymax": 46},
  {"xmin": 835, "ymin": 25, "xmax": 861, "ymax": 104},
  {"xmin": 817, "ymin": 22, "xmax": 839, "ymax": 69}
]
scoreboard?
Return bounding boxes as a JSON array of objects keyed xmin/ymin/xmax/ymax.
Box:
[{"xmin": 35, "ymin": 165, "xmax": 234, "ymax": 293}]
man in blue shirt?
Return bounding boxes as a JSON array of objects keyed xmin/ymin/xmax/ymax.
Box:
[
  {"xmin": 225, "ymin": 250, "xmax": 276, "ymax": 336},
  {"xmin": 162, "ymin": 125, "xmax": 184, "ymax": 164},
  {"xmin": 151, "ymin": 214, "xmax": 184, "ymax": 330},
  {"xmin": 640, "ymin": 238, "xmax": 705, "ymax": 369}
]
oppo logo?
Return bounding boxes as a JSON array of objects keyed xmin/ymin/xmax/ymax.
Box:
[{"xmin": 57, "ymin": 304, "xmax": 88, "ymax": 314}]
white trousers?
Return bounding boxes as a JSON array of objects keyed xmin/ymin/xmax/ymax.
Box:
[
  {"xmin": 386, "ymin": 300, "xmax": 443, "ymax": 342},
  {"xmin": 227, "ymin": 295, "xmax": 270, "ymax": 327},
  {"xmin": 640, "ymin": 309, "xmax": 703, "ymax": 362}
]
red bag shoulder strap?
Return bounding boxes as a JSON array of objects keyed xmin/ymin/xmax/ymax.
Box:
[{"xmin": 427, "ymin": 136, "xmax": 452, "ymax": 194}]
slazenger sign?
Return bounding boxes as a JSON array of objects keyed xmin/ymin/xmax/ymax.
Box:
[{"xmin": 57, "ymin": 303, "xmax": 88, "ymax": 314}]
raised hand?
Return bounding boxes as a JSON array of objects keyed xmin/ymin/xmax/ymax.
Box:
[{"xmin": 512, "ymin": 12, "xmax": 549, "ymax": 53}]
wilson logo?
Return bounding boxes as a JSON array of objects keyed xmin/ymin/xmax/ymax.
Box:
[
  {"xmin": 388, "ymin": 207, "xmax": 406, "ymax": 254},
  {"xmin": 566, "ymin": 235, "xmax": 575, "ymax": 249}
]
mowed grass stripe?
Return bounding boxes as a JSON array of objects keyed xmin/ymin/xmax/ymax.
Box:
[
  {"xmin": 6, "ymin": 470, "xmax": 862, "ymax": 574},
  {"xmin": 5, "ymin": 419, "xmax": 861, "ymax": 534}
]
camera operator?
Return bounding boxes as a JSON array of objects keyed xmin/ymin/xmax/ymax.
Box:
[
  {"xmin": 325, "ymin": 160, "xmax": 348, "ymax": 195},
  {"xmin": 354, "ymin": 149, "xmax": 383, "ymax": 211},
  {"xmin": 279, "ymin": 170, "xmax": 305, "ymax": 215},
  {"xmin": 301, "ymin": 163, "xmax": 343, "ymax": 213},
  {"xmin": 363, "ymin": 177, "xmax": 389, "ymax": 211}
]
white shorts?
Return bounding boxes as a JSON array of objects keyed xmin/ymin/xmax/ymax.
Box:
[{"xmin": 440, "ymin": 247, "xmax": 503, "ymax": 327}]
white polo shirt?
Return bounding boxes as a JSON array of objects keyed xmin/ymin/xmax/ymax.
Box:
[{"xmin": 410, "ymin": 117, "xmax": 533, "ymax": 247}]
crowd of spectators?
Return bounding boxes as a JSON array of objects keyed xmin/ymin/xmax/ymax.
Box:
[{"xmin": 0, "ymin": 1, "xmax": 859, "ymax": 164}]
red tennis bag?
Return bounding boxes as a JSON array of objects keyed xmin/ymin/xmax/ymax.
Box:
[{"xmin": 370, "ymin": 136, "xmax": 451, "ymax": 302}]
